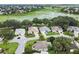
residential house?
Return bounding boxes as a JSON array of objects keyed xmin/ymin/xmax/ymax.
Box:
[
  {"xmin": 51, "ymin": 26, "xmax": 63, "ymax": 34},
  {"xmin": 39, "ymin": 26, "xmax": 51, "ymax": 38},
  {"xmin": 39, "ymin": 26, "xmax": 51, "ymax": 34},
  {"xmin": 28, "ymin": 26, "xmax": 39, "ymax": 37},
  {"xmin": 32, "ymin": 41, "xmax": 51, "ymax": 54},
  {"xmin": 67, "ymin": 26, "xmax": 79, "ymax": 37},
  {"xmin": 15, "ymin": 29, "xmax": 25, "ymax": 36}
]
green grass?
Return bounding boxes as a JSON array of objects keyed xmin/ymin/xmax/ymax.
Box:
[
  {"xmin": 0, "ymin": 8, "xmax": 51, "ymax": 22},
  {"xmin": 24, "ymin": 40, "xmax": 37, "ymax": 54},
  {"xmin": 0, "ymin": 8, "xmax": 62, "ymax": 22},
  {"xmin": 0, "ymin": 7, "xmax": 79, "ymax": 22},
  {"xmin": 25, "ymin": 32, "xmax": 35, "ymax": 38},
  {"xmin": 64, "ymin": 31, "xmax": 74, "ymax": 36},
  {"xmin": 0, "ymin": 42, "xmax": 18, "ymax": 54},
  {"xmin": 26, "ymin": 34, "xmax": 35, "ymax": 38},
  {"xmin": 47, "ymin": 32, "xmax": 59, "ymax": 35}
]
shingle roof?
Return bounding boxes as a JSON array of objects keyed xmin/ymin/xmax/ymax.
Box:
[
  {"xmin": 32, "ymin": 41, "xmax": 49, "ymax": 51},
  {"xmin": 39, "ymin": 26, "xmax": 51, "ymax": 32}
]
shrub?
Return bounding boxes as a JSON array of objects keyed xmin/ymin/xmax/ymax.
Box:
[
  {"xmin": 39, "ymin": 34, "xmax": 46, "ymax": 41},
  {"xmin": 48, "ymin": 37, "xmax": 72, "ymax": 54},
  {"xmin": 0, "ymin": 28, "xmax": 15, "ymax": 41},
  {"xmin": 24, "ymin": 40, "xmax": 37, "ymax": 54}
]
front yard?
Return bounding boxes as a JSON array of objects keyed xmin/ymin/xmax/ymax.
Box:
[
  {"xmin": 0, "ymin": 42, "xmax": 18, "ymax": 54},
  {"xmin": 25, "ymin": 32, "xmax": 35, "ymax": 38},
  {"xmin": 64, "ymin": 31, "xmax": 74, "ymax": 36},
  {"xmin": 46, "ymin": 32, "xmax": 59, "ymax": 36},
  {"xmin": 24, "ymin": 40, "xmax": 37, "ymax": 54}
]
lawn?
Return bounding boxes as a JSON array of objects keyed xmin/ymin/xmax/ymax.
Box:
[
  {"xmin": 64, "ymin": 31, "xmax": 74, "ymax": 36},
  {"xmin": 0, "ymin": 7, "xmax": 78, "ymax": 22},
  {"xmin": 25, "ymin": 34, "xmax": 35, "ymax": 38},
  {"xmin": 0, "ymin": 7, "xmax": 65, "ymax": 22},
  {"xmin": 0, "ymin": 42, "xmax": 18, "ymax": 54},
  {"xmin": 24, "ymin": 40, "xmax": 37, "ymax": 54},
  {"xmin": 47, "ymin": 32, "xmax": 59, "ymax": 35},
  {"xmin": 0, "ymin": 8, "xmax": 52, "ymax": 22},
  {"xmin": 25, "ymin": 32, "xmax": 35, "ymax": 38}
]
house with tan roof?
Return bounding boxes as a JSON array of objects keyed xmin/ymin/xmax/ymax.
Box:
[
  {"xmin": 51, "ymin": 26, "xmax": 63, "ymax": 34},
  {"xmin": 28, "ymin": 26, "xmax": 39, "ymax": 37}
]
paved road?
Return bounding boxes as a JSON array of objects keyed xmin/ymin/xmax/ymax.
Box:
[
  {"xmin": 8, "ymin": 33, "xmax": 79, "ymax": 54},
  {"xmin": 47, "ymin": 34, "xmax": 74, "ymax": 39}
]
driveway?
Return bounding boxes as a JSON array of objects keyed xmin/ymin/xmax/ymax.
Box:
[{"xmin": 9, "ymin": 36, "xmax": 28, "ymax": 54}]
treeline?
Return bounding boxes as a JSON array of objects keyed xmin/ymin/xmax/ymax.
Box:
[
  {"xmin": 0, "ymin": 16, "xmax": 79, "ymax": 31},
  {"xmin": 0, "ymin": 5, "xmax": 44, "ymax": 15},
  {"xmin": 61, "ymin": 7, "xmax": 79, "ymax": 14}
]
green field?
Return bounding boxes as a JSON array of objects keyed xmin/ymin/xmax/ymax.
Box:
[{"xmin": 0, "ymin": 8, "xmax": 79, "ymax": 22}]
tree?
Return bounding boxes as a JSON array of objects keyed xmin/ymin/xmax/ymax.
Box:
[
  {"xmin": 0, "ymin": 28, "xmax": 15, "ymax": 41},
  {"xmin": 39, "ymin": 34, "xmax": 46, "ymax": 41},
  {"xmin": 24, "ymin": 40, "xmax": 37, "ymax": 54},
  {"xmin": 32, "ymin": 18, "xmax": 42, "ymax": 25},
  {"xmin": 0, "ymin": 22, "xmax": 3, "ymax": 28},
  {"xmin": 47, "ymin": 37, "xmax": 55, "ymax": 44},
  {"xmin": 50, "ymin": 16, "xmax": 78, "ymax": 31},
  {"xmin": 3, "ymin": 20, "xmax": 21, "ymax": 29},
  {"xmin": 48, "ymin": 37, "xmax": 72, "ymax": 54},
  {"xmin": 42, "ymin": 18, "xmax": 49, "ymax": 25},
  {"xmin": 21, "ymin": 20, "xmax": 33, "ymax": 27}
]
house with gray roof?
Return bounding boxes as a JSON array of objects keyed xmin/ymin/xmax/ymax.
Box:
[
  {"xmin": 15, "ymin": 29, "xmax": 25, "ymax": 36},
  {"xmin": 39, "ymin": 26, "xmax": 51, "ymax": 34},
  {"xmin": 67, "ymin": 26, "xmax": 79, "ymax": 37},
  {"xmin": 32, "ymin": 41, "xmax": 51, "ymax": 54}
]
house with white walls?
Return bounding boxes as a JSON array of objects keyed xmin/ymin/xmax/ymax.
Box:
[
  {"xmin": 67, "ymin": 26, "xmax": 79, "ymax": 37},
  {"xmin": 15, "ymin": 29, "xmax": 25, "ymax": 36},
  {"xmin": 39, "ymin": 26, "xmax": 51, "ymax": 34},
  {"xmin": 39, "ymin": 26, "xmax": 51, "ymax": 38}
]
